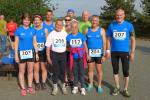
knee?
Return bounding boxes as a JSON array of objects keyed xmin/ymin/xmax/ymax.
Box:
[
  {"xmin": 123, "ymin": 71, "xmax": 129, "ymax": 77},
  {"xmin": 19, "ymin": 69, "xmax": 25, "ymax": 74},
  {"xmin": 28, "ymin": 69, "xmax": 33, "ymax": 74}
]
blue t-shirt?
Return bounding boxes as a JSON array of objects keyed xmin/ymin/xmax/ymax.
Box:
[
  {"xmin": 67, "ymin": 32, "xmax": 86, "ymax": 59},
  {"xmin": 15, "ymin": 26, "xmax": 36, "ymax": 51},
  {"xmin": 107, "ymin": 20, "xmax": 134, "ymax": 52},
  {"xmin": 35, "ymin": 27, "xmax": 47, "ymax": 51},
  {"xmin": 43, "ymin": 21, "xmax": 54, "ymax": 33},
  {"xmin": 86, "ymin": 27, "xmax": 103, "ymax": 57}
]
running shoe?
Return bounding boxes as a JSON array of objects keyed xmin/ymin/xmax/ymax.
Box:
[
  {"xmin": 27, "ymin": 87, "xmax": 35, "ymax": 94},
  {"xmin": 20, "ymin": 89, "xmax": 27, "ymax": 96},
  {"xmin": 41, "ymin": 83, "xmax": 47, "ymax": 90},
  {"xmin": 122, "ymin": 90, "xmax": 131, "ymax": 97},
  {"xmin": 51, "ymin": 84, "xmax": 58, "ymax": 96},
  {"xmin": 72, "ymin": 87, "xmax": 78, "ymax": 94},
  {"xmin": 112, "ymin": 87, "xmax": 120, "ymax": 96},
  {"xmin": 86, "ymin": 84, "xmax": 93, "ymax": 92},
  {"xmin": 80, "ymin": 88, "xmax": 86, "ymax": 96},
  {"xmin": 97, "ymin": 87, "xmax": 103, "ymax": 94},
  {"xmin": 35, "ymin": 83, "xmax": 40, "ymax": 91}
]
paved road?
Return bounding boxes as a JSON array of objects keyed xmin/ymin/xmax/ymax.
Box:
[{"xmin": 0, "ymin": 39, "xmax": 150, "ymax": 100}]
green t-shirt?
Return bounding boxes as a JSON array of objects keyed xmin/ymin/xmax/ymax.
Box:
[
  {"xmin": 0, "ymin": 20, "xmax": 7, "ymax": 35},
  {"xmin": 79, "ymin": 21, "xmax": 91, "ymax": 34}
]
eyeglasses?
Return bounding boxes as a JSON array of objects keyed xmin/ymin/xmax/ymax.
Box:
[{"xmin": 65, "ymin": 19, "xmax": 71, "ymax": 21}]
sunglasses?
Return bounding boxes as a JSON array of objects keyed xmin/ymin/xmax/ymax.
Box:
[{"xmin": 65, "ymin": 19, "xmax": 71, "ymax": 21}]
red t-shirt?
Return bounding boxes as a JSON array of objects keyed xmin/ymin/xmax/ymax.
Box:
[{"xmin": 6, "ymin": 22, "xmax": 17, "ymax": 36}]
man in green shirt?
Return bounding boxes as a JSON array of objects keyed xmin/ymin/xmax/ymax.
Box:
[
  {"xmin": 0, "ymin": 14, "xmax": 7, "ymax": 53},
  {"xmin": 0, "ymin": 14, "xmax": 7, "ymax": 35},
  {"xmin": 79, "ymin": 10, "xmax": 91, "ymax": 34}
]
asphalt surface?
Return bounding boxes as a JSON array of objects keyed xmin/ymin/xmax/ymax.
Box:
[{"xmin": 0, "ymin": 39, "xmax": 150, "ymax": 100}]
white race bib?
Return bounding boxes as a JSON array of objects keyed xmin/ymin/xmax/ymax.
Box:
[
  {"xmin": 89, "ymin": 49, "xmax": 101, "ymax": 57},
  {"xmin": 113, "ymin": 32, "xmax": 126, "ymax": 40},
  {"xmin": 37, "ymin": 43, "xmax": 45, "ymax": 51},
  {"xmin": 20, "ymin": 50, "xmax": 33, "ymax": 60},
  {"xmin": 54, "ymin": 39, "xmax": 66, "ymax": 47},
  {"xmin": 70, "ymin": 39, "xmax": 82, "ymax": 47}
]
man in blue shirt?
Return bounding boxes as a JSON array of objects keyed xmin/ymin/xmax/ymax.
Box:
[
  {"xmin": 106, "ymin": 8, "xmax": 136, "ymax": 97},
  {"xmin": 43, "ymin": 10, "xmax": 54, "ymax": 33}
]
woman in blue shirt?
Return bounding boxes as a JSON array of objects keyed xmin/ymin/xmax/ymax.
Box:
[
  {"xmin": 33, "ymin": 14, "xmax": 48, "ymax": 91},
  {"xmin": 14, "ymin": 13, "xmax": 39, "ymax": 96}
]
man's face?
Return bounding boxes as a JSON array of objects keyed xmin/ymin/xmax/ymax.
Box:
[
  {"xmin": 91, "ymin": 17, "xmax": 99, "ymax": 28},
  {"xmin": 67, "ymin": 12, "xmax": 74, "ymax": 18},
  {"xmin": 46, "ymin": 12, "xmax": 53, "ymax": 21},
  {"xmin": 65, "ymin": 16, "xmax": 71, "ymax": 26},
  {"xmin": 0, "ymin": 15, "xmax": 4, "ymax": 20},
  {"xmin": 82, "ymin": 12, "xmax": 89, "ymax": 22},
  {"xmin": 55, "ymin": 21, "xmax": 63, "ymax": 32},
  {"xmin": 115, "ymin": 10, "xmax": 125, "ymax": 23}
]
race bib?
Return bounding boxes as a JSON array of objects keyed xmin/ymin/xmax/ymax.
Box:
[
  {"xmin": 20, "ymin": 50, "xmax": 33, "ymax": 60},
  {"xmin": 54, "ymin": 39, "xmax": 66, "ymax": 47},
  {"xmin": 113, "ymin": 32, "xmax": 126, "ymax": 40},
  {"xmin": 89, "ymin": 49, "xmax": 101, "ymax": 57},
  {"xmin": 70, "ymin": 39, "xmax": 82, "ymax": 47},
  {"xmin": 37, "ymin": 43, "xmax": 45, "ymax": 51}
]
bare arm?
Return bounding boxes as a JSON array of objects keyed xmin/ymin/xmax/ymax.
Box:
[
  {"xmin": 84, "ymin": 28, "xmax": 88, "ymax": 35},
  {"xmin": 45, "ymin": 28, "xmax": 49, "ymax": 38},
  {"xmin": 101, "ymin": 28, "xmax": 106, "ymax": 56},
  {"xmin": 46, "ymin": 47, "xmax": 52, "ymax": 65},
  {"xmin": 14, "ymin": 36, "xmax": 19, "ymax": 63},
  {"xmin": 33, "ymin": 36, "xmax": 38, "ymax": 53},
  {"xmin": 106, "ymin": 36, "xmax": 111, "ymax": 59},
  {"xmin": 33, "ymin": 36, "xmax": 39, "ymax": 61},
  {"xmin": 130, "ymin": 36, "xmax": 136, "ymax": 61}
]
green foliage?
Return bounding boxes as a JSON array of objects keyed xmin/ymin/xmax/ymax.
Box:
[
  {"xmin": 0, "ymin": 0, "xmax": 55, "ymax": 24},
  {"xmin": 141, "ymin": 0, "xmax": 150, "ymax": 16},
  {"xmin": 135, "ymin": 0, "xmax": 150, "ymax": 37},
  {"xmin": 100, "ymin": 0, "xmax": 136, "ymax": 29}
]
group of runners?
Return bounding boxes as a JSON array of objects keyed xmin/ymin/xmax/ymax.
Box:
[{"xmin": 0, "ymin": 8, "xmax": 136, "ymax": 97}]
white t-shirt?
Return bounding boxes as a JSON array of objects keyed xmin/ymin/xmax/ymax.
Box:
[{"xmin": 45, "ymin": 30, "xmax": 67, "ymax": 53}]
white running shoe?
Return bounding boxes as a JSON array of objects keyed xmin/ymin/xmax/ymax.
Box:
[{"xmin": 72, "ymin": 87, "xmax": 78, "ymax": 94}]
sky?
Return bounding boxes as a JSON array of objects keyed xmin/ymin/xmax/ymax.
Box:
[{"xmin": 50, "ymin": 0, "xmax": 142, "ymax": 17}]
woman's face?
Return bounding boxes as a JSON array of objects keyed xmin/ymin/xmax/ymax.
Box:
[
  {"xmin": 34, "ymin": 17, "xmax": 42, "ymax": 27},
  {"xmin": 23, "ymin": 17, "xmax": 30, "ymax": 27}
]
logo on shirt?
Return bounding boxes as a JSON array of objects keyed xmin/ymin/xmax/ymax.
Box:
[{"xmin": 20, "ymin": 33, "xmax": 25, "ymax": 36}]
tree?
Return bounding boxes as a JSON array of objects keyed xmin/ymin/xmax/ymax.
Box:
[
  {"xmin": 0, "ymin": 0, "xmax": 57, "ymax": 24},
  {"xmin": 100, "ymin": 0, "xmax": 136, "ymax": 20},
  {"xmin": 135, "ymin": 0, "xmax": 150, "ymax": 37},
  {"xmin": 141, "ymin": 0, "xmax": 150, "ymax": 16}
]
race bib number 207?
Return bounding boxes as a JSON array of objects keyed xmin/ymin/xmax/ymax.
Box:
[{"xmin": 113, "ymin": 32, "xmax": 126, "ymax": 40}]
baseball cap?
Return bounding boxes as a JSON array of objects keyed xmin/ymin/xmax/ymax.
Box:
[{"xmin": 67, "ymin": 9, "xmax": 75, "ymax": 13}]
